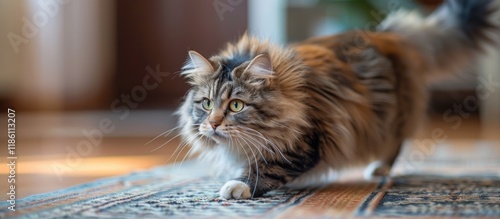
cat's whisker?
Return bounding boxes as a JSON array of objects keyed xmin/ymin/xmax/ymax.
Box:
[
  {"xmin": 150, "ymin": 131, "xmax": 185, "ymax": 152},
  {"xmin": 232, "ymin": 131, "xmax": 268, "ymax": 165},
  {"xmin": 238, "ymin": 126, "xmax": 278, "ymax": 145},
  {"xmin": 237, "ymin": 131, "xmax": 272, "ymax": 164},
  {"xmin": 238, "ymin": 126, "xmax": 292, "ymax": 164},
  {"xmin": 174, "ymin": 133, "xmax": 202, "ymax": 165},
  {"xmin": 236, "ymin": 126, "xmax": 280, "ymax": 150},
  {"xmin": 175, "ymin": 134, "xmax": 204, "ymax": 171},
  {"xmin": 144, "ymin": 126, "xmax": 183, "ymax": 146},
  {"xmin": 245, "ymin": 140, "xmax": 260, "ymax": 199},
  {"xmin": 236, "ymin": 133, "xmax": 259, "ymax": 197},
  {"xmin": 167, "ymin": 130, "xmax": 200, "ymax": 164},
  {"xmin": 246, "ymin": 128, "xmax": 292, "ymax": 164},
  {"xmin": 178, "ymin": 143, "xmax": 197, "ymax": 169},
  {"xmin": 229, "ymin": 134, "xmax": 241, "ymax": 161},
  {"xmin": 232, "ymin": 129, "xmax": 275, "ymax": 155},
  {"xmin": 228, "ymin": 133, "xmax": 237, "ymax": 155},
  {"xmin": 165, "ymin": 126, "xmax": 201, "ymax": 161},
  {"xmin": 148, "ymin": 125, "xmax": 200, "ymax": 152},
  {"xmin": 167, "ymin": 132, "xmax": 201, "ymax": 175},
  {"xmin": 226, "ymin": 126, "xmax": 275, "ymax": 155},
  {"xmin": 229, "ymin": 134, "xmax": 242, "ymax": 158},
  {"xmin": 234, "ymin": 137, "xmax": 252, "ymax": 185}
]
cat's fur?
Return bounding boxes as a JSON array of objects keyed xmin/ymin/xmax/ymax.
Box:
[{"xmin": 177, "ymin": 0, "xmax": 498, "ymax": 199}]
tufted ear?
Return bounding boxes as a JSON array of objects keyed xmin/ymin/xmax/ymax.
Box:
[
  {"xmin": 181, "ymin": 51, "xmax": 214, "ymax": 80},
  {"xmin": 242, "ymin": 53, "xmax": 274, "ymax": 87}
]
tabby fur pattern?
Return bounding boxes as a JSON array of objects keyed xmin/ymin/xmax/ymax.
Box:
[{"xmin": 177, "ymin": 0, "xmax": 498, "ymax": 199}]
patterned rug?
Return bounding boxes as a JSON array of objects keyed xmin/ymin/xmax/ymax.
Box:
[{"xmin": 2, "ymin": 141, "xmax": 500, "ymax": 218}]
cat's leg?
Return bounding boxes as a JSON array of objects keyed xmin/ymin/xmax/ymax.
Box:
[
  {"xmin": 219, "ymin": 132, "xmax": 320, "ymax": 199},
  {"xmin": 219, "ymin": 161, "xmax": 293, "ymax": 199},
  {"xmin": 219, "ymin": 152, "xmax": 319, "ymax": 199},
  {"xmin": 364, "ymin": 141, "xmax": 403, "ymax": 179},
  {"xmin": 363, "ymin": 160, "xmax": 391, "ymax": 179}
]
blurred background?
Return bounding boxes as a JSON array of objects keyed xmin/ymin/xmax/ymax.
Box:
[{"xmin": 0, "ymin": 0, "xmax": 499, "ymax": 198}]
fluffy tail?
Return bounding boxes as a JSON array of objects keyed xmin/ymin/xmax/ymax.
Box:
[{"xmin": 378, "ymin": 0, "xmax": 499, "ymax": 80}]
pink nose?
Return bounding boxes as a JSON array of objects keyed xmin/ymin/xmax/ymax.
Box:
[{"xmin": 209, "ymin": 121, "xmax": 220, "ymax": 130}]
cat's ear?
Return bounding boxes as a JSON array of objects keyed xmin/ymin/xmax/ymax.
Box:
[
  {"xmin": 181, "ymin": 51, "xmax": 214, "ymax": 83},
  {"xmin": 242, "ymin": 53, "xmax": 274, "ymax": 87}
]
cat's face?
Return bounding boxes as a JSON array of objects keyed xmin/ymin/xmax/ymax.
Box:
[
  {"xmin": 178, "ymin": 46, "xmax": 310, "ymax": 162},
  {"xmin": 191, "ymin": 78, "xmax": 265, "ymax": 145},
  {"xmin": 179, "ymin": 51, "xmax": 278, "ymax": 150}
]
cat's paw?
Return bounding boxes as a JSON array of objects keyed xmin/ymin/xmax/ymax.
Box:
[
  {"xmin": 363, "ymin": 161, "xmax": 391, "ymax": 180},
  {"xmin": 219, "ymin": 180, "xmax": 251, "ymax": 199}
]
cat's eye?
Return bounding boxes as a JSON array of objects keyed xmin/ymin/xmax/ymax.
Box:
[
  {"xmin": 202, "ymin": 98, "xmax": 214, "ymax": 110},
  {"xmin": 229, "ymin": 99, "xmax": 244, "ymax": 112}
]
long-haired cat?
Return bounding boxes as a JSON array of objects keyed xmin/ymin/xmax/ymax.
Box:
[{"xmin": 177, "ymin": 0, "xmax": 498, "ymax": 199}]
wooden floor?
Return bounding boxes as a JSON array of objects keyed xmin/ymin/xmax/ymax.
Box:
[{"xmin": 0, "ymin": 110, "xmax": 497, "ymax": 199}]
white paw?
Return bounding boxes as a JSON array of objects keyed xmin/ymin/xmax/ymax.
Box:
[
  {"xmin": 219, "ymin": 180, "xmax": 251, "ymax": 199},
  {"xmin": 363, "ymin": 161, "xmax": 390, "ymax": 180}
]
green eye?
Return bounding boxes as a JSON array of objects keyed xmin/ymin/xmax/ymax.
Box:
[
  {"xmin": 202, "ymin": 98, "xmax": 214, "ymax": 110},
  {"xmin": 229, "ymin": 99, "xmax": 244, "ymax": 112}
]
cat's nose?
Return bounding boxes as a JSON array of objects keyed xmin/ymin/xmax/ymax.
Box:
[{"xmin": 209, "ymin": 121, "xmax": 221, "ymax": 130}]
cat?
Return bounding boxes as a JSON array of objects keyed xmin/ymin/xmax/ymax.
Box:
[{"xmin": 176, "ymin": 0, "xmax": 498, "ymax": 199}]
